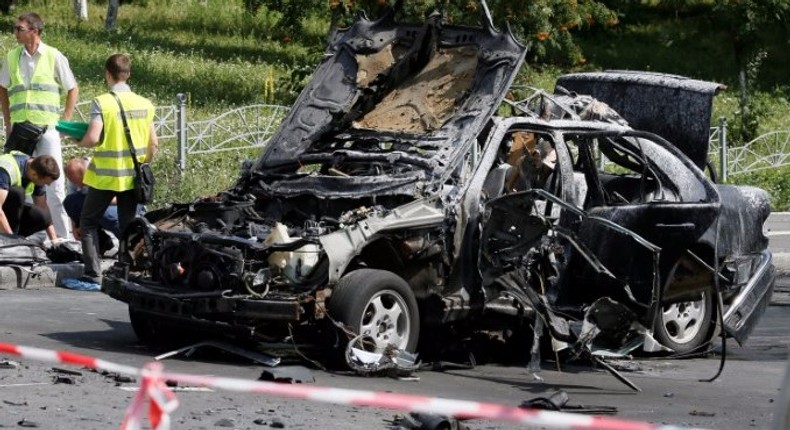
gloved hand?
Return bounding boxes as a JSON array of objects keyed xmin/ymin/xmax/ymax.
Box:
[{"xmin": 42, "ymin": 237, "xmax": 67, "ymax": 249}]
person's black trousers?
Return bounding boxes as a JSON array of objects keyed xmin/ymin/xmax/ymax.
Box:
[{"xmin": 2, "ymin": 186, "xmax": 52, "ymax": 237}]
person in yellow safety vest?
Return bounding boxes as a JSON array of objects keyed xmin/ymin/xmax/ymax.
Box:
[
  {"xmin": 0, "ymin": 151, "xmax": 60, "ymax": 240},
  {"xmin": 71, "ymin": 53, "xmax": 157, "ymax": 286},
  {"xmin": 0, "ymin": 12, "xmax": 79, "ymax": 241}
]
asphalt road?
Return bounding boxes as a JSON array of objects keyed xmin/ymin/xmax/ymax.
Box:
[{"xmin": 1, "ymin": 282, "xmax": 788, "ymax": 430}]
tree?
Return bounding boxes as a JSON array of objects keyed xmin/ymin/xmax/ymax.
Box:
[
  {"xmin": 244, "ymin": 0, "xmax": 323, "ymax": 38},
  {"xmin": 259, "ymin": 0, "xmax": 618, "ymax": 66},
  {"xmin": 707, "ymin": 0, "xmax": 790, "ymax": 140}
]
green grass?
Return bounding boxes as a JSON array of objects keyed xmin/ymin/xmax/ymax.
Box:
[
  {"xmin": 734, "ymin": 165, "xmax": 790, "ymax": 211},
  {"xmin": 6, "ymin": 0, "xmax": 790, "ymax": 208}
]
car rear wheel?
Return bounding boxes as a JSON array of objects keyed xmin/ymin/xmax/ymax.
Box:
[
  {"xmin": 328, "ymin": 269, "xmax": 420, "ymax": 353},
  {"xmin": 654, "ymin": 292, "xmax": 714, "ymax": 354}
]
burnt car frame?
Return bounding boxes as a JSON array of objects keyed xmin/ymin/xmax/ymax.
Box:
[{"xmin": 102, "ymin": 2, "xmax": 774, "ymax": 360}]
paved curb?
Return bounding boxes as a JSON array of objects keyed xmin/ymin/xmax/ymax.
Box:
[
  {"xmin": 0, "ymin": 261, "xmax": 114, "ymax": 290},
  {"xmin": 0, "ymin": 265, "xmax": 60, "ymax": 290},
  {"xmin": 774, "ymin": 252, "xmax": 790, "ymax": 276}
]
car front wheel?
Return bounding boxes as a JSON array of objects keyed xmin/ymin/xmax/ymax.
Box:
[
  {"xmin": 328, "ymin": 269, "xmax": 420, "ymax": 353},
  {"xmin": 128, "ymin": 307, "xmax": 193, "ymax": 347},
  {"xmin": 654, "ymin": 292, "xmax": 714, "ymax": 354}
]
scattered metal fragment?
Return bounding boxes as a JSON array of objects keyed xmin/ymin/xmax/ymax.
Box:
[
  {"xmin": 593, "ymin": 356, "xmax": 641, "ymax": 392},
  {"xmin": 17, "ymin": 419, "xmax": 40, "ymax": 428},
  {"xmin": 690, "ymin": 410, "xmax": 716, "ymax": 417},
  {"xmin": 389, "ymin": 412, "xmax": 469, "ymax": 430},
  {"xmin": 0, "ymin": 360, "xmax": 20, "ymax": 369},
  {"xmin": 520, "ymin": 390, "xmax": 618, "ymax": 415},
  {"xmin": 258, "ymin": 366, "xmax": 315, "ymax": 384},
  {"xmin": 50, "ymin": 367, "xmax": 83, "ymax": 376},
  {"xmin": 422, "ymin": 360, "xmax": 474, "ymax": 372},
  {"xmin": 52, "ymin": 375, "xmax": 76, "ymax": 385},
  {"xmin": 345, "ymin": 335, "xmax": 420, "ymax": 377},
  {"xmin": 154, "ymin": 340, "xmax": 281, "ymax": 367},
  {"xmin": 521, "ymin": 390, "xmax": 569, "ymax": 411},
  {"xmin": 113, "ymin": 374, "xmax": 136, "ymax": 384},
  {"xmin": 3, "ymin": 399, "xmax": 28, "ymax": 406}
]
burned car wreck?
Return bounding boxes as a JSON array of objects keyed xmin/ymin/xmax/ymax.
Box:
[{"xmin": 102, "ymin": 4, "xmax": 774, "ymax": 363}]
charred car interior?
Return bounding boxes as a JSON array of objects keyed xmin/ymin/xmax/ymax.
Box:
[{"xmin": 102, "ymin": 2, "xmax": 775, "ymax": 366}]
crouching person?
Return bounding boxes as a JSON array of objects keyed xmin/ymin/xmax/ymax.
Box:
[
  {"xmin": 0, "ymin": 151, "xmax": 60, "ymax": 240},
  {"xmin": 64, "ymin": 156, "xmax": 125, "ymax": 255}
]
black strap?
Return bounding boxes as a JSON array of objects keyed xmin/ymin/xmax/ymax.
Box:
[{"xmin": 109, "ymin": 91, "xmax": 142, "ymax": 172}]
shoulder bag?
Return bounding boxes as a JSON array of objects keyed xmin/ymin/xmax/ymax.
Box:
[
  {"xmin": 4, "ymin": 121, "xmax": 47, "ymax": 155},
  {"xmin": 110, "ymin": 92, "xmax": 155, "ymax": 204}
]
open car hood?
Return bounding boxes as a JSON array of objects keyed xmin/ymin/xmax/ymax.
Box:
[
  {"xmin": 555, "ymin": 71, "xmax": 725, "ymax": 169},
  {"xmin": 253, "ymin": 4, "xmax": 526, "ymax": 175}
]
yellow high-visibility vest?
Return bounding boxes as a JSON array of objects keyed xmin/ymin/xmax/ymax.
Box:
[
  {"xmin": 6, "ymin": 46, "xmax": 61, "ymax": 126},
  {"xmin": 0, "ymin": 151, "xmax": 35, "ymax": 196},
  {"xmin": 83, "ymin": 92, "xmax": 154, "ymax": 192}
]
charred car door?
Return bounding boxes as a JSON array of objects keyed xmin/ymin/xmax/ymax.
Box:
[{"xmin": 555, "ymin": 131, "xmax": 721, "ymax": 325}]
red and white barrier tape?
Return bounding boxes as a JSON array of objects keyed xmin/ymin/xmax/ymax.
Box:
[{"xmin": 0, "ymin": 342, "xmax": 708, "ymax": 430}]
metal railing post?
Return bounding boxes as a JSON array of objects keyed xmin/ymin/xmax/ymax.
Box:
[
  {"xmin": 719, "ymin": 116, "xmax": 728, "ymax": 183},
  {"xmin": 176, "ymin": 93, "xmax": 187, "ymax": 171}
]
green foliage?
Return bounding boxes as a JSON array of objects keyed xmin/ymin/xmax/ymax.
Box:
[
  {"xmin": 324, "ymin": 0, "xmax": 619, "ymax": 66},
  {"xmin": 150, "ymin": 144, "xmax": 260, "ymax": 207},
  {"xmin": 707, "ymin": 0, "xmax": 789, "ymax": 141},
  {"xmin": 244, "ymin": 0, "xmax": 323, "ymax": 39},
  {"xmin": 733, "ymin": 166, "xmax": 790, "ymax": 212}
]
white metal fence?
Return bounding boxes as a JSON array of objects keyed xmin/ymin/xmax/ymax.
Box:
[
  {"xmin": 708, "ymin": 117, "xmax": 790, "ymax": 181},
  {"xmin": 0, "ymin": 93, "xmax": 290, "ymax": 171}
]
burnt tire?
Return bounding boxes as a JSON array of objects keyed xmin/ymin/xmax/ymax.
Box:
[
  {"xmin": 129, "ymin": 307, "xmax": 159, "ymax": 345},
  {"xmin": 653, "ymin": 292, "xmax": 714, "ymax": 354},
  {"xmin": 129, "ymin": 307, "xmax": 194, "ymax": 347},
  {"xmin": 328, "ymin": 269, "xmax": 420, "ymax": 353}
]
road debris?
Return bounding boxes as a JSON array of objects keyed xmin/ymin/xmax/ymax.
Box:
[
  {"xmin": 52, "ymin": 375, "xmax": 76, "ymax": 384},
  {"xmin": 0, "ymin": 359, "xmax": 20, "ymax": 369},
  {"xmin": 520, "ymin": 390, "xmax": 618, "ymax": 415},
  {"xmin": 16, "ymin": 419, "xmax": 40, "ymax": 428},
  {"xmin": 50, "ymin": 366, "xmax": 83, "ymax": 376},
  {"xmin": 388, "ymin": 412, "xmax": 469, "ymax": 430},
  {"xmin": 155, "ymin": 340, "xmax": 281, "ymax": 367},
  {"xmin": 345, "ymin": 335, "xmax": 420, "ymax": 377},
  {"xmin": 259, "ymin": 366, "xmax": 315, "ymax": 384}
]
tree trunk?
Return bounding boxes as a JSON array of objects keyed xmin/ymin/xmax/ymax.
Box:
[
  {"xmin": 0, "ymin": 0, "xmax": 12, "ymax": 15},
  {"xmin": 734, "ymin": 43, "xmax": 751, "ymax": 142},
  {"xmin": 74, "ymin": 0, "xmax": 88, "ymax": 21},
  {"xmin": 106, "ymin": 0, "xmax": 120, "ymax": 31}
]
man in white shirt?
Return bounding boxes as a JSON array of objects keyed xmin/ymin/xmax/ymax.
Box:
[{"xmin": 0, "ymin": 11, "xmax": 79, "ymax": 240}]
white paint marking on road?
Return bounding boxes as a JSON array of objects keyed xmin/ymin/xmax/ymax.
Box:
[
  {"xmin": 0, "ymin": 382, "xmax": 50, "ymax": 388},
  {"xmin": 767, "ymin": 231, "xmax": 790, "ymax": 237}
]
